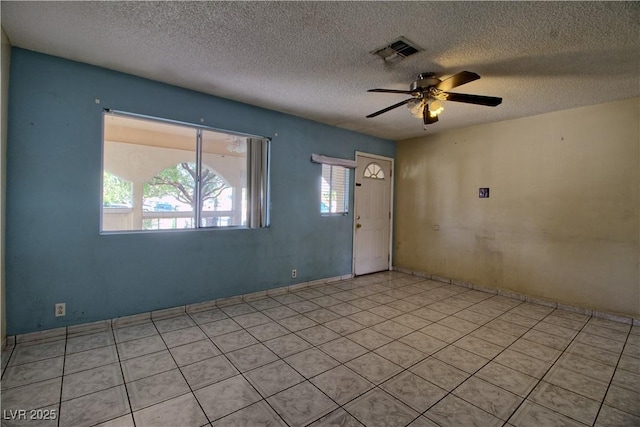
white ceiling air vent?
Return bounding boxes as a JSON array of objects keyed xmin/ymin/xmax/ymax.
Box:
[{"xmin": 371, "ymin": 37, "xmax": 422, "ymax": 64}]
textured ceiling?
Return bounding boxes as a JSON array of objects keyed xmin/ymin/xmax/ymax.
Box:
[{"xmin": 2, "ymin": 1, "xmax": 639, "ymax": 140}]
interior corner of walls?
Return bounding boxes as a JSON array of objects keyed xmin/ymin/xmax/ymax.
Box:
[{"xmin": 1, "ymin": 26, "xmax": 10, "ymax": 45}]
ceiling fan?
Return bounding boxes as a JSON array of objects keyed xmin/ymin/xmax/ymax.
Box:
[{"xmin": 366, "ymin": 71, "xmax": 502, "ymax": 126}]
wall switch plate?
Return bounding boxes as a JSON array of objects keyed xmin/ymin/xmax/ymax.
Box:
[
  {"xmin": 479, "ymin": 188, "xmax": 490, "ymax": 198},
  {"xmin": 55, "ymin": 303, "xmax": 66, "ymax": 317},
  {"xmin": 433, "ymin": 225, "xmax": 440, "ymax": 231}
]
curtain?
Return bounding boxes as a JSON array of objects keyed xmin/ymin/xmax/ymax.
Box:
[{"xmin": 247, "ymin": 138, "xmax": 270, "ymax": 228}]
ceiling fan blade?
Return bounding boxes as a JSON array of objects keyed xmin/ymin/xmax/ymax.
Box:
[
  {"xmin": 368, "ymin": 88, "xmax": 418, "ymax": 95},
  {"xmin": 436, "ymin": 71, "xmax": 480, "ymax": 91},
  {"xmin": 444, "ymin": 92, "xmax": 502, "ymax": 106},
  {"xmin": 423, "ymin": 109, "xmax": 438, "ymax": 125},
  {"xmin": 366, "ymin": 98, "xmax": 412, "ymax": 118}
]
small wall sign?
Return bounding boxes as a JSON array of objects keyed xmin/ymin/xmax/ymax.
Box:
[{"xmin": 479, "ymin": 188, "xmax": 490, "ymax": 198}]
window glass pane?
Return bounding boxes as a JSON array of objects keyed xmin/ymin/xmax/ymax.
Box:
[
  {"xmin": 321, "ymin": 164, "xmax": 349, "ymax": 214},
  {"xmin": 143, "ymin": 161, "xmax": 197, "ymax": 230},
  {"xmin": 102, "ymin": 172, "xmax": 132, "ymax": 207},
  {"xmin": 364, "ymin": 162, "xmax": 385, "ymax": 179},
  {"xmin": 200, "ymin": 130, "xmax": 247, "ymax": 227},
  {"xmin": 321, "ymin": 164, "xmax": 332, "ymax": 213},
  {"xmin": 102, "ymin": 114, "xmax": 197, "ymax": 231}
]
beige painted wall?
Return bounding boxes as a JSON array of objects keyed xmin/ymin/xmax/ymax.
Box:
[
  {"xmin": 395, "ymin": 97, "xmax": 640, "ymax": 316},
  {"xmin": 1, "ymin": 28, "xmax": 11, "ymax": 345}
]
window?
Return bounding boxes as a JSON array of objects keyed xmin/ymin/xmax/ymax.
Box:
[
  {"xmin": 364, "ymin": 162, "xmax": 385, "ymax": 179},
  {"xmin": 101, "ymin": 112, "xmax": 269, "ymax": 232},
  {"xmin": 321, "ymin": 164, "xmax": 350, "ymax": 215}
]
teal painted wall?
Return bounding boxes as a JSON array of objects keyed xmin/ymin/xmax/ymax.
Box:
[{"xmin": 6, "ymin": 49, "xmax": 394, "ymax": 334}]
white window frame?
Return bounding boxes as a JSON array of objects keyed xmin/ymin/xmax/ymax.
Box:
[{"xmin": 312, "ymin": 154, "xmax": 354, "ymax": 217}]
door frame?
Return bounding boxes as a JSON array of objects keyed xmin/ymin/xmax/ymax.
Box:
[{"xmin": 352, "ymin": 151, "xmax": 395, "ymax": 276}]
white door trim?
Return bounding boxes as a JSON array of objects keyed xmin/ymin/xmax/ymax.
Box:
[{"xmin": 352, "ymin": 151, "xmax": 395, "ymax": 276}]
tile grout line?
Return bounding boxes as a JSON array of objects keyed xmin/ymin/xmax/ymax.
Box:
[
  {"xmin": 110, "ymin": 324, "xmax": 137, "ymax": 427},
  {"xmin": 393, "ymin": 298, "xmax": 595, "ymax": 426},
  {"xmin": 276, "ymin": 345, "xmax": 354, "ymax": 425},
  {"xmin": 281, "ymin": 276, "xmax": 434, "ymax": 425},
  {"xmin": 0, "ymin": 343, "xmax": 16, "ymax": 379},
  {"xmin": 59, "ymin": 323, "xmax": 218, "ymax": 425},
  {"xmin": 273, "ymin": 280, "xmax": 529, "ymax": 425},
  {"xmin": 56, "ymin": 327, "xmax": 68, "ymax": 427},
  {"xmin": 189, "ymin": 295, "xmax": 351, "ymax": 426},
  {"xmin": 502, "ymin": 314, "xmax": 635, "ymax": 426},
  {"xmin": 193, "ymin": 275, "xmax": 421, "ymax": 425},
  {"xmin": 233, "ymin": 277, "xmax": 562, "ymax": 425},
  {"xmin": 404, "ymin": 291, "xmax": 564, "ymax": 424},
  {"xmin": 589, "ymin": 324, "xmax": 633, "ymax": 426},
  {"xmin": 185, "ymin": 311, "xmax": 289, "ymax": 426},
  {"xmin": 184, "ymin": 309, "xmax": 293, "ymax": 426},
  {"xmin": 500, "ymin": 311, "xmax": 593, "ymax": 427},
  {"xmin": 149, "ymin": 318, "xmax": 217, "ymax": 427},
  {"xmin": 391, "ymin": 293, "xmax": 536, "ymax": 425},
  {"xmin": 208, "ymin": 305, "xmax": 356, "ymax": 424},
  {"xmin": 2, "ymin": 334, "xmax": 124, "ymax": 424},
  {"xmin": 401, "ymin": 287, "xmax": 546, "ymax": 422},
  {"xmin": 371, "ymin": 304, "xmax": 514, "ymax": 424}
]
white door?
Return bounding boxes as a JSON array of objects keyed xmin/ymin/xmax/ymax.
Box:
[{"xmin": 353, "ymin": 154, "xmax": 393, "ymax": 275}]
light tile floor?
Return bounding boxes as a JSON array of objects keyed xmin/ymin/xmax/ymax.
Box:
[{"xmin": 2, "ymin": 271, "xmax": 639, "ymax": 427}]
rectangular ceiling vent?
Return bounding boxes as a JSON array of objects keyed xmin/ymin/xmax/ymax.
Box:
[{"xmin": 371, "ymin": 37, "xmax": 422, "ymax": 64}]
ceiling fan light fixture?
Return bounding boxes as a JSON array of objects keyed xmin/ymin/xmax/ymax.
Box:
[
  {"xmin": 407, "ymin": 99, "xmax": 426, "ymax": 118},
  {"xmin": 429, "ymin": 100, "xmax": 444, "ymax": 117}
]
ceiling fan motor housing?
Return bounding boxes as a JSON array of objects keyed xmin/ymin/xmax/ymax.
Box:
[{"xmin": 410, "ymin": 73, "xmax": 441, "ymax": 91}]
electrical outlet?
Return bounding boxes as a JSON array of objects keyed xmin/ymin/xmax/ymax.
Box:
[
  {"xmin": 55, "ymin": 303, "xmax": 66, "ymax": 317},
  {"xmin": 291, "ymin": 269, "xmax": 297, "ymax": 279}
]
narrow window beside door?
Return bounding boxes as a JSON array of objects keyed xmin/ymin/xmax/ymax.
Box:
[{"xmin": 320, "ymin": 164, "xmax": 349, "ymax": 215}]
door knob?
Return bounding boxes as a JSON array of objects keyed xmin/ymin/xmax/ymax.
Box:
[{"xmin": 356, "ymin": 223, "xmax": 362, "ymax": 228}]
